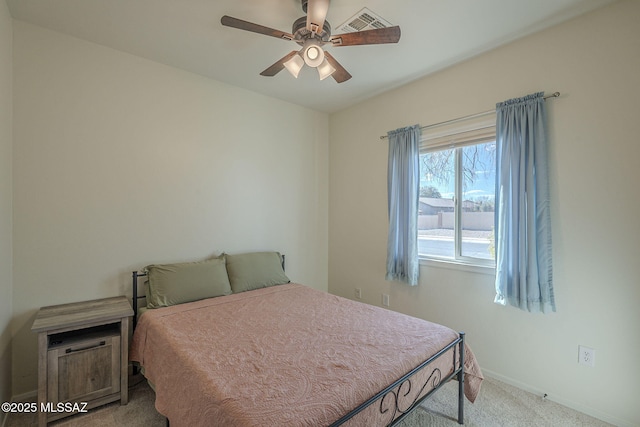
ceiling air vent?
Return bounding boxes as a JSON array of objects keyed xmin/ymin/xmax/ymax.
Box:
[{"xmin": 336, "ymin": 8, "xmax": 393, "ymax": 34}]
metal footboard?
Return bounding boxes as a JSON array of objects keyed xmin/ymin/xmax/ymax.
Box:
[{"xmin": 329, "ymin": 332, "xmax": 465, "ymax": 426}]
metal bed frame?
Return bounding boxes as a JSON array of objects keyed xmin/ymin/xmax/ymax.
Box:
[{"xmin": 130, "ymin": 258, "xmax": 466, "ymax": 426}]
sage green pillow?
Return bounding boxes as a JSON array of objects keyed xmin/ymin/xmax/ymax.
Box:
[
  {"xmin": 225, "ymin": 252, "xmax": 290, "ymax": 293},
  {"xmin": 146, "ymin": 256, "xmax": 231, "ymax": 308}
]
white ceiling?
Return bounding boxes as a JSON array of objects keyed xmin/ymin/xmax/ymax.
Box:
[{"xmin": 6, "ymin": 0, "xmax": 614, "ymax": 113}]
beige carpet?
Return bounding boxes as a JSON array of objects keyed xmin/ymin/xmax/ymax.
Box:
[
  {"xmin": 7, "ymin": 376, "xmax": 613, "ymax": 426},
  {"xmin": 405, "ymin": 377, "xmax": 614, "ymax": 427}
]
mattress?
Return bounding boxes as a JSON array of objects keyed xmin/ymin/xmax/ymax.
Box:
[{"xmin": 130, "ymin": 283, "xmax": 482, "ymax": 426}]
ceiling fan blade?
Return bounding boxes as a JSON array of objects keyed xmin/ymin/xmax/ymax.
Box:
[
  {"xmin": 330, "ymin": 26, "xmax": 401, "ymax": 47},
  {"xmin": 306, "ymin": 0, "xmax": 330, "ymax": 33},
  {"xmin": 260, "ymin": 51, "xmax": 300, "ymax": 77},
  {"xmin": 323, "ymin": 51, "xmax": 352, "ymax": 83},
  {"xmin": 221, "ymin": 15, "xmax": 294, "ymax": 40}
]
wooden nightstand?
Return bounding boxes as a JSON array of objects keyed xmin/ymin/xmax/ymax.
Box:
[{"xmin": 31, "ymin": 296, "xmax": 134, "ymax": 426}]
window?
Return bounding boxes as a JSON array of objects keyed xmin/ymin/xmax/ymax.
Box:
[{"xmin": 418, "ymin": 117, "xmax": 496, "ymax": 266}]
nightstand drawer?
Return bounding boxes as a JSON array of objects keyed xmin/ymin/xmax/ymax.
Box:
[{"xmin": 47, "ymin": 333, "xmax": 121, "ymax": 403}]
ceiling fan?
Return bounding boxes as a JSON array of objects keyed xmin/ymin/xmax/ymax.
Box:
[{"xmin": 221, "ymin": 0, "xmax": 401, "ymax": 83}]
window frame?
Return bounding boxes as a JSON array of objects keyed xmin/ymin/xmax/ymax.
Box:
[{"xmin": 418, "ymin": 115, "xmax": 497, "ymax": 269}]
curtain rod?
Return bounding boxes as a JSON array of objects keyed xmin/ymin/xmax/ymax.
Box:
[{"xmin": 379, "ymin": 92, "xmax": 560, "ymax": 140}]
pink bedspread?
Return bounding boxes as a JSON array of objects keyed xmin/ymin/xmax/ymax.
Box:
[{"xmin": 130, "ymin": 283, "xmax": 483, "ymax": 426}]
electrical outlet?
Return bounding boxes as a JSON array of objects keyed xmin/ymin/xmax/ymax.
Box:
[
  {"xmin": 355, "ymin": 288, "xmax": 362, "ymax": 299},
  {"xmin": 578, "ymin": 345, "xmax": 595, "ymax": 367},
  {"xmin": 382, "ymin": 294, "xmax": 390, "ymax": 307}
]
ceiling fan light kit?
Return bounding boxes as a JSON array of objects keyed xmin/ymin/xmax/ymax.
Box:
[
  {"xmin": 302, "ymin": 39, "xmax": 325, "ymax": 68},
  {"xmin": 283, "ymin": 54, "xmax": 305, "ymax": 78},
  {"xmin": 284, "ymin": 40, "xmax": 334, "ymax": 80},
  {"xmin": 317, "ymin": 59, "xmax": 336, "ymax": 80},
  {"xmin": 220, "ymin": 0, "xmax": 401, "ymax": 83}
]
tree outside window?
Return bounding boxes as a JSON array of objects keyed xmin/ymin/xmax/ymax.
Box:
[{"xmin": 419, "ymin": 140, "xmax": 496, "ymax": 264}]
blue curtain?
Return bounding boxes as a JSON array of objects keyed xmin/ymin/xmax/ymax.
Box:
[
  {"xmin": 386, "ymin": 125, "xmax": 421, "ymax": 286},
  {"xmin": 495, "ymin": 92, "xmax": 555, "ymax": 313}
]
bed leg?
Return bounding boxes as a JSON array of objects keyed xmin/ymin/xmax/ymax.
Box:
[{"xmin": 457, "ymin": 332, "xmax": 465, "ymax": 425}]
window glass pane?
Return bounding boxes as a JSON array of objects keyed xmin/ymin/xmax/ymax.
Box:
[
  {"xmin": 461, "ymin": 142, "xmax": 496, "ymax": 260},
  {"xmin": 419, "ymin": 148, "xmax": 455, "ymax": 258}
]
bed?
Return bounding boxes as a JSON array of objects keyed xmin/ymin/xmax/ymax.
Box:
[{"xmin": 129, "ymin": 252, "xmax": 483, "ymax": 426}]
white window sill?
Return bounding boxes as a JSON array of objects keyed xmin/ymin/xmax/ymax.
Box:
[{"xmin": 419, "ymin": 257, "xmax": 496, "ymax": 276}]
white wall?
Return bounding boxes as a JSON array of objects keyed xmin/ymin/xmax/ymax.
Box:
[
  {"xmin": 328, "ymin": 1, "xmax": 640, "ymax": 426},
  {"xmin": 11, "ymin": 21, "xmax": 329, "ymax": 396},
  {"xmin": 0, "ymin": 0, "xmax": 13, "ymax": 414}
]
